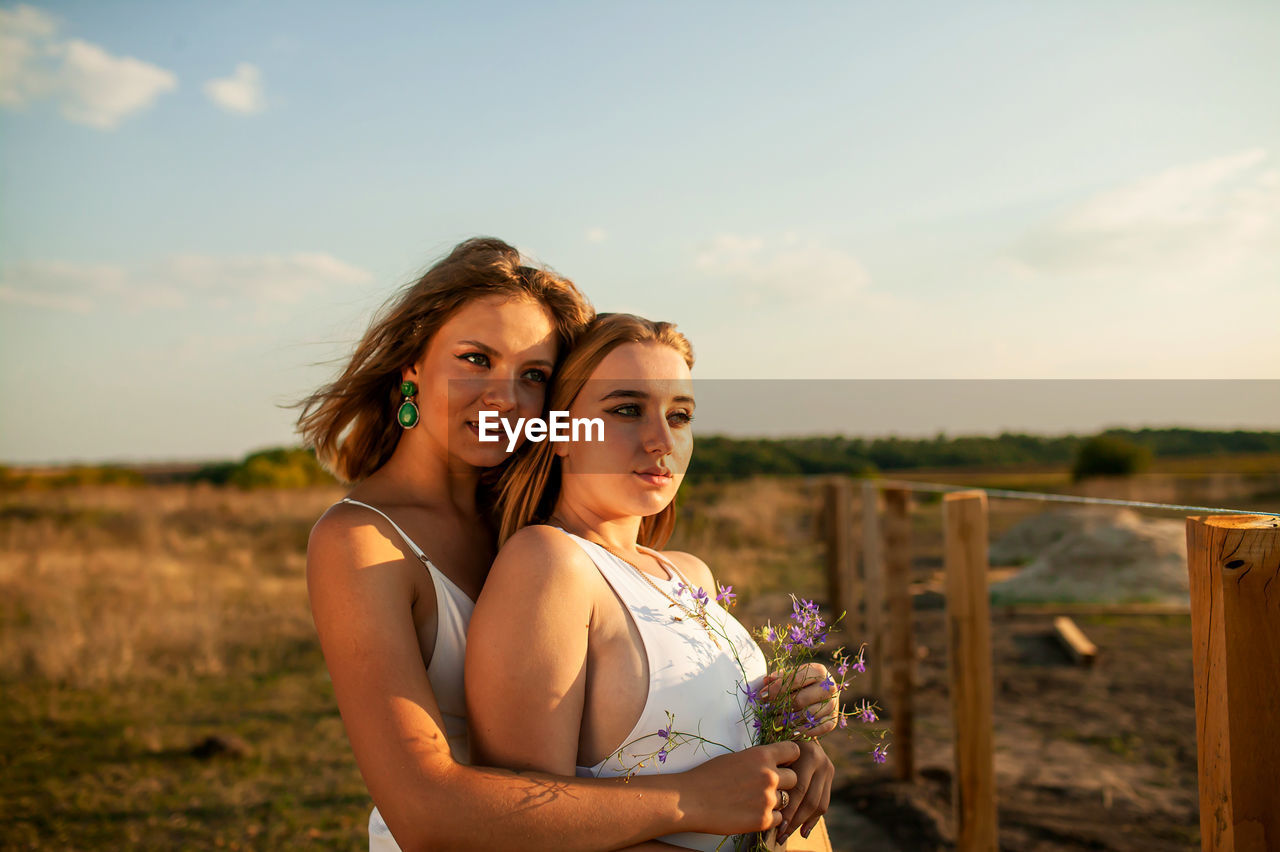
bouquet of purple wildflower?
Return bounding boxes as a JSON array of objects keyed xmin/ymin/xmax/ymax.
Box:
[
  {"xmin": 751, "ymin": 596, "xmax": 888, "ymax": 758},
  {"xmin": 599, "ymin": 584, "xmax": 889, "ymax": 851}
]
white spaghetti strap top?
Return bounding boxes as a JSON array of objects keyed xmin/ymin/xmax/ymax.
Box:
[
  {"xmin": 563, "ymin": 530, "xmax": 767, "ymax": 852},
  {"xmin": 336, "ymin": 498, "xmax": 474, "ymax": 852}
]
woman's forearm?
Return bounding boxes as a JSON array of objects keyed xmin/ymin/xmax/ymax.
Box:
[{"xmin": 386, "ymin": 758, "xmax": 699, "ymax": 852}]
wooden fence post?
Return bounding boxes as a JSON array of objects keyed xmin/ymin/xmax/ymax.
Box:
[
  {"xmin": 824, "ymin": 477, "xmax": 858, "ymax": 638},
  {"xmin": 1187, "ymin": 514, "xmax": 1280, "ymax": 852},
  {"xmin": 884, "ymin": 486, "xmax": 914, "ymax": 782},
  {"xmin": 863, "ymin": 480, "xmax": 884, "ymax": 699},
  {"xmin": 944, "ymin": 490, "xmax": 997, "ymax": 851}
]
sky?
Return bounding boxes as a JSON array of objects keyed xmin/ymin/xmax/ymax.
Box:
[{"xmin": 1, "ymin": 1, "xmax": 1278, "ymax": 464}]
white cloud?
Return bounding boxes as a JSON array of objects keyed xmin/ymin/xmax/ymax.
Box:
[
  {"xmin": 0, "ymin": 4, "xmax": 176, "ymax": 128},
  {"xmin": 585, "ymin": 226, "xmax": 608, "ymax": 243},
  {"xmin": 53, "ymin": 38, "xmax": 177, "ymax": 128},
  {"xmin": 0, "ymin": 260, "xmax": 155, "ymax": 312},
  {"xmin": 0, "ymin": 4, "xmax": 57, "ymax": 105},
  {"xmin": 0, "ymin": 254, "xmax": 373, "ymax": 315},
  {"xmin": 1008, "ymin": 149, "xmax": 1280, "ymax": 287},
  {"xmin": 167, "ymin": 253, "xmax": 372, "ymax": 305},
  {"xmin": 694, "ymin": 232, "xmax": 872, "ymax": 305},
  {"xmin": 203, "ymin": 62, "xmax": 265, "ymax": 115},
  {"xmin": 0, "ymin": 284, "xmax": 92, "ymax": 313}
]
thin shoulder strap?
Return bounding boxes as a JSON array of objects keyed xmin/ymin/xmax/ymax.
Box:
[
  {"xmin": 637, "ymin": 544, "xmax": 695, "ymax": 588},
  {"xmin": 339, "ymin": 498, "xmax": 431, "ymax": 565}
]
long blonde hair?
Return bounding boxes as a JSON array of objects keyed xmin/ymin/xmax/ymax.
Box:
[
  {"xmin": 297, "ymin": 238, "xmax": 593, "ymax": 483},
  {"xmin": 496, "ymin": 313, "xmax": 695, "ymax": 548}
]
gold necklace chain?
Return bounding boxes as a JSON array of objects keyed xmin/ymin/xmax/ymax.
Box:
[{"xmin": 595, "ymin": 542, "xmax": 722, "ymax": 650}]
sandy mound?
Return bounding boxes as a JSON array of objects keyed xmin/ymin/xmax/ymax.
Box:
[{"xmin": 989, "ymin": 508, "xmax": 1189, "ymax": 605}]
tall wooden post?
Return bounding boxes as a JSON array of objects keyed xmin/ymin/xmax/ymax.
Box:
[
  {"xmin": 1186, "ymin": 514, "xmax": 1280, "ymax": 852},
  {"xmin": 944, "ymin": 490, "xmax": 997, "ymax": 851},
  {"xmin": 863, "ymin": 480, "xmax": 884, "ymax": 699},
  {"xmin": 884, "ymin": 487, "xmax": 914, "ymax": 781},
  {"xmin": 823, "ymin": 477, "xmax": 858, "ymax": 638}
]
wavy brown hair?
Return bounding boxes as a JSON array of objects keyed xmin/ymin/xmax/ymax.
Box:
[
  {"xmin": 297, "ymin": 238, "xmax": 594, "ymax": 483},
  {"xmin": 496, "ymin": 313, "xmax": 695, "ymax": 549}
]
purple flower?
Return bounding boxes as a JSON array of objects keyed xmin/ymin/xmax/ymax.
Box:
[
  {"xmin": 836, "ymin": 660, "xmax": 849, "ymax": 678},
  {"xmin": 787, "ymin": 624, "xmax": 814, "ymax": 648},
  {"xmin": 658, "ymin": 748, "xmax": 668, "ymax": 764},
  {"xmin": 741, "ymin": 682, "xmax": 763, "ymax": 706},
  {"xmin": 852, "ymin": 657, "xmax": 866, "ymax": 673},
  {"xmin": 673, "ymin": 582, "xmax": 687, "ymax": 596},
  {"xmin": 838, "ymin": 714, "xmax": 848, "ymax": 729},
  {"xmin": 692, "ymin": 586, "xmax": 709, "ymax": 606},
  {"xmin": 716, "ymin": 584, "xmax": 736, "ymax": 606},
  {"xmin": 858, "ymin": 704, "xmax": 877, "ymax": 723},
  {"xmin": 767, "ymin": 626, "xmax": 778, "ymax": 642},
  {"xmin": 804, "ymin": 710, "xmax": 819, "ymax": 728},
  {"xmin": 657, "ymin": 728, "xmax": 669, "ymax": 739},
  {"xmin": 792, "ymin": 597, "xmax": 819, "ymax": 617},
  {"xmin": 821, "ymin": 676, "xmax": 835, "ymax": 692},
  {"xmin": 872, "ymin": 744, "xmax": 888, "ymax": 764}
]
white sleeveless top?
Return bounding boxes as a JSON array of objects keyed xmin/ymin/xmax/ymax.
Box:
[
  {"xmin": 337, "ymin": 499, "xmax": 475, "ymax": 852},
  {"xmin": 564, "ymin": 530, "xmax": 768, "ymax": 852}
]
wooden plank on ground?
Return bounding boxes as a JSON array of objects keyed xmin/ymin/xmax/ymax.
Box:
[{"xmin": 1052, "ymin": 616, "xmax": 1097, "ymax": 666}]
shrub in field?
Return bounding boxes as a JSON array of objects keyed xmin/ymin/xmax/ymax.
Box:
[
  {"xmin": 1072, "ymin": 434, "xmax": 1152, "ymax": 481},
  {"xmin": 227, "ymin": 447, "xmax": 335, "ymax": 489},
  {"xmin": 0, "ymin": 464, "xmax": 145, "ymax": 490}
]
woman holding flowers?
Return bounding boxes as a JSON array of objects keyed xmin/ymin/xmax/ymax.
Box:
[
  {"xmin": 468, "ymin": 314, "xmax": 841, "ymax": 850},
  {"xmin": 301, "ymin": 240, "xmax": 808, "ymax": 851}
]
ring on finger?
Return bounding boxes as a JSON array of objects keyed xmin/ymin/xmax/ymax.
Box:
[{"xmin": 777, "ymin": 790, "xmax": 789, "ymax": 810}]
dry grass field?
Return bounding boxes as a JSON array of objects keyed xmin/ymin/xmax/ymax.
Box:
[
  {"xmin": 0, "ymin": 485, "xmax": 363, "ymax": 850},
  {"xmin": 2, "ymin": 468, "xmax": 1275, "ymax": 850}
]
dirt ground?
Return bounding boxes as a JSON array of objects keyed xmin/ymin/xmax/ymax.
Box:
[
  {"xmin": 823, "ymin": 606, "xmax": 1199, "ymax": 851},
  {"xmin": 800, "ymin": 504, "xmax": 1207, "ymax": 851},
  {"xmin": 676, "ymin": 474, "xmax": 1280, "ymax": 851}
]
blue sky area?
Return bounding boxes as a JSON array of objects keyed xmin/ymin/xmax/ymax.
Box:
[{"xmin": 2, "ymin": 2, "xmax": 1278, "ymax": 463}]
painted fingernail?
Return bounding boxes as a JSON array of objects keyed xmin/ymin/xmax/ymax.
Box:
[
  {"xmin": 777, "ymin": 820, "xmax": 788, "ymax": 837},
  {"xmin": 802, "ymin": 825, "xmax": 813, "ymax": 838}
]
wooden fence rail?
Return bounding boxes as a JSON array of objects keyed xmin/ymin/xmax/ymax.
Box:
[
  {"xmin": 824, "ymin": 482, "xmax": 1280, "ymax": 852},
  {"xmin": 883, "ymin": 486, "xmax": 914, "ymax": 782},
  {"xmin": 862, "ymin": 480, "xmax": 885, "ymax": 700},
  {"xmin": 823, "ymin": 477, "xmax": 858, "ymax": 641}
]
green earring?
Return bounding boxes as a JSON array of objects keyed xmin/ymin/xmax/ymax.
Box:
[{"xmin": 397, "ymin": 380, "xmax": 420, "ymax": 429}]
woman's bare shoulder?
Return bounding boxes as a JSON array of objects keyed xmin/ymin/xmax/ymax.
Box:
[
  {"xmin": 306, "ymin": 500, "xmax": 419, "ymax": 587},
  {"xmin": 488, "ymin": 524, "xmax": 597, "ymax": 589},
  {"xmin": 310, "ymin": 500, "xmax": 380, "ymax": 554}
]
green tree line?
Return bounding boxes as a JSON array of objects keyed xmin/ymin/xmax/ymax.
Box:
[{"xmin": 3, "ymin": 428, "xmax": 1278, "ymax": 490}]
